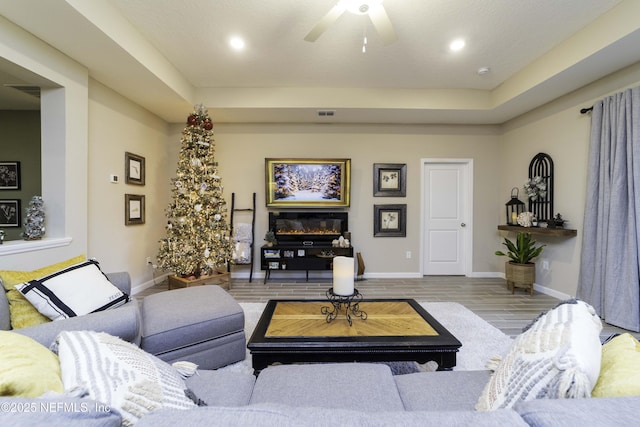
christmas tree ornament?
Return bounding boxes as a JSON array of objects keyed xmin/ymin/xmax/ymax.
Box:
[
  {"xmin": 187, "ymin": 114, "xmax": 198, "ymax": 126},
  {"xmin": 203, "ymin": 119, "xmax": 213, "ymax": 130}
]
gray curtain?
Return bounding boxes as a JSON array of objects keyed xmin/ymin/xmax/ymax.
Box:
[{"xmin": 578, "ymin": 87, "xmax": 640, "ymax": 332}]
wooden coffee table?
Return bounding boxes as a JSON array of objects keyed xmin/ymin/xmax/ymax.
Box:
[{"xmin": 247, "ymin": 299, "xmax": 462, "ymax": 374}]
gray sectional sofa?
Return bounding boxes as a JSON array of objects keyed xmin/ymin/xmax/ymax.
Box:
[
  {"xmin": 2, "ymin": 271, "xmax": 638, "ymax": 426},
  {"xmin": 2, "ymin": 362, "xmax": 638, "ymax": 426}
]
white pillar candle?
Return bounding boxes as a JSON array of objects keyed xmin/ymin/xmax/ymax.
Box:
[{"xmin": 333, "ymin": 256, "xmax": 354, "ymax": 296}]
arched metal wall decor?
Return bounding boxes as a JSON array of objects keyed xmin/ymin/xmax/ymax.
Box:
[{"xmin": 528, "ymin": 153, "xmax": 554, "ymax": 222}]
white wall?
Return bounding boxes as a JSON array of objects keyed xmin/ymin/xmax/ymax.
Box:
[
  {"xmin": 167, "ymin": 122, "xmax": 503, "ymax": 279},
  {"xmin": 87, "ymin": 79, "xmax": 171, "ymax": 289}
]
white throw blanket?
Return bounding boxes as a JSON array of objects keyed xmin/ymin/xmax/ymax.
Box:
[{"xmin": 218, "ymin": 302, "xmax": 513, "ymax": 375}]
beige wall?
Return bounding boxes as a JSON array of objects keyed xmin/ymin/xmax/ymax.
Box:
[
  {"xmin": 87, "ymin": 80, "xmax": 171, "ymax": 289},
  {"xmin": 167, "ymin": 123, "xmax": 503, "ymax": 279}
]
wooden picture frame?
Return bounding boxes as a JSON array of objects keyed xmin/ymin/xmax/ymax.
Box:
[
  {"xmin": 265, "ymin": 158, "xmax": 351, "ymax": 207},
  {"xmin": 0, "ymin": 161, "xmax": 21, "ymax": 190},
  {"xmin": 125, "ymin": 152, "xmax": 145, "ymax": 185},
  {"xmin": 374, "ymin": 204, "xmax": 406, "ymax": 237},
  {"xmin": 0, "ymin": 199, "xmax": 21, "ymax": 227},
  {"xmin": 125, "ymin": 194, "xmax": 145, "ymax": 225},
  {"xmin": 373, "ymin": 163, "xmax": 406, "ymax": 197}
]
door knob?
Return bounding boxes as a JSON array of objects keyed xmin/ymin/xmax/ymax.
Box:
[{"xmin": 461, "ymin": 223, "xmax": 466, "ymax": 227}]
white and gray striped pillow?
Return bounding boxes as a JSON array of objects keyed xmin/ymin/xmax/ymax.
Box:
[
  {"xmin": 476, "ymin": 299, "xmax": 603, "ymax": 411},
  {"xmin": 56, "ymin": 331, "xmax": 195, "ymax": 425}
]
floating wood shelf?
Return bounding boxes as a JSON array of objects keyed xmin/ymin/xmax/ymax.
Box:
[{"xmin": 498, "ymin": 225, "xmax": 577, "ymax": 237}]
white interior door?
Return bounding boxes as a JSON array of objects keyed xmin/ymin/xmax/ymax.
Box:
[{"xmin": 422, "ymin": 161, "xmax": 471, "ymax": 275}]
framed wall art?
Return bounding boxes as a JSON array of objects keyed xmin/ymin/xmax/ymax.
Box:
[
  {"xmin": 265, "ymin": 158, "xmax": 351, "ymax": 207},
  {"xmin": 373, "ymin": 204, "xmax": 406, "ymax": 237},
  {"xmin": 373, "ymin": 163, "xmax": 406, "ymax": 197},
  {"xmin": 0, "ymin": 161, "xmax": 21, "ymax": 190},
  {"xmin": 0, "ymin": 199, "xmax": 21, "ymax": 227},
  {"xmin": 125, "ymin": 194, "xmax": 145, "ymax": 225},
  {"xmin": 125, "ymin": 152, "xmax": 145, "ymax": 185}
]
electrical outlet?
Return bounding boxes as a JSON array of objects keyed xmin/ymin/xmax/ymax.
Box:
[
  {"xmin": 406, "ymin": 251, "xmax": 412, "ymax": 259},
  {"xmin": 542, "ymin": 260, "xmax": 550, "ymax": 271}
]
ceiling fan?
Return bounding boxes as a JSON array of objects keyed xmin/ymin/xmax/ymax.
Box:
[{"xmin": 304, "ymin": 0, "xmax": 397, "ymax": 45}]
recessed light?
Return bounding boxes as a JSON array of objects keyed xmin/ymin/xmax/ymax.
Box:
[
  {"xmin": 229, "ymin": 36, "xmax": 245, "ymax": 51},
  {"xmin": 477, "ymin": 67, "xmax": 490, "ymax": 75},
  {"xmin": 449, "ymin": 38, "xmax": 465, "ymax": 52}
]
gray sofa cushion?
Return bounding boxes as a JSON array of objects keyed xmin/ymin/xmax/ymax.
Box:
[
  {"xmin": 395, "ymin": 369, "xmax": 492, "ymax": 411},
  {"xmin": 250, "ymin": 363, "xmax": 405, "ymax": 412},
  {"xmin": 136, "ymin": 403, "xmax": 528, "ymax": 427},
  {"xmin": 186, "ymin": 370, "xmax": 255, "ymax": 407},
  {"xmin": 157, "ymin": 331, "xmax": 246, "ymax": 370},
  {"xmin": 514, "ymin": 396, "xmax": 640, "ymax": 427},
  {"xmin": 140, "ymin": 285, "xmax": 244, "ymax": 356}
]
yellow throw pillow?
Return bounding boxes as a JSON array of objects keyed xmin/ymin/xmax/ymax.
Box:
[
  {"xmin": 0, "ymin": 331, "xmax": 64, "ymax": 397},
  {"xmin": 0, "ymin": 255, "xmax": 85, "ymax": 329},
  {"xmin": 592, "ymin": 333, "xmax": 640, "ymax": 397}
]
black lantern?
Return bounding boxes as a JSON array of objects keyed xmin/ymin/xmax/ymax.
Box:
[{"xmin": 505, "ymin": 188, "xmax": 525, "ymax": 225}]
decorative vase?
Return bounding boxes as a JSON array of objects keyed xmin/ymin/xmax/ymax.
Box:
[{"xmin": 505, "ymin": 261, "xmax": 535, "ymax": 296}]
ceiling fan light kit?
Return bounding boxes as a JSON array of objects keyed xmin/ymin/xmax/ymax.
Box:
[
  {"xmin": 304, "ymin": 0, "xmax": 396, "ymax": 45},
  {"xmin": 340, "ymin": 0, "xmax": 383, "ymax": 15}
]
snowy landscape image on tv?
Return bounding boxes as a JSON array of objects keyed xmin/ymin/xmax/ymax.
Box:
[{"xmin": 265, "ymin": 159, "xmax": 351, "ymax": 207}]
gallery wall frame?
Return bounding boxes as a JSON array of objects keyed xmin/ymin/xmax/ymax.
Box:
[
  {"xmin": 125, "ymin": 152, "xmax": 145, "ymax": 185},
  {"xmin": 265, "ymin": 158, "xmax": 351, "ymax": 208},
  {"xmin": 373, "ymin": 163, "xmax": 406, "ymax": 197},
  {"xmin": 125, "ymin": 194, "xmax": 145, "ymax": 225},
  {"xmin": 0, "ymin": 199, "xmax": 21, "ymax": 227},
  {"xmin": 0, "ymin": 161, "xmax": 21, "ymax": 190},
  {"xmin": 373, "ymin": 204, "xmax": 406, "ymax": 237}
]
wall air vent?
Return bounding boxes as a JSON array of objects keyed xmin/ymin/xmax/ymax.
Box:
[{"xmin": 317, "ymin": 110, "xmax": 335, "ymax": 117}]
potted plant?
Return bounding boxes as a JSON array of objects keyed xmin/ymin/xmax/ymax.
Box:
[
  {"xmin": 264, "ymin": 230, "xmax": 277, "ymax": 247},
  {"xmin": 496, "ymin": 232, "xmax": 545, "ymax": 296}
]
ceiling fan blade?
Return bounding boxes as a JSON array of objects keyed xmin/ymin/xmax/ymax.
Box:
[
  {"xmin": 304, "ymin": 4, "xmax": 346, "ymax": 42},
  {"xmin": 368, "ymin": 4, "xmax": 397, "ymax": 45}
]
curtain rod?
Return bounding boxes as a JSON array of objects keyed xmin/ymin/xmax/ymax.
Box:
[{"xmin": 580, "ymin": 106, "xmax": 593, "ymax": 114}]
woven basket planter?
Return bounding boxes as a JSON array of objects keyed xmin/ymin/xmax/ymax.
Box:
[{"xmin": 505, "ymin": 261, "xmax": 535, "ymax": 296}]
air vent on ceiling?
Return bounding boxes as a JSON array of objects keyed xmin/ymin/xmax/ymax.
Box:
[
  {"xmin": 317, "ymin": 110, "xmax": 335, "ymax": 117},
  {"xmin": 3, "ymin": 84, "xmax": 41, "ymax": 99}
]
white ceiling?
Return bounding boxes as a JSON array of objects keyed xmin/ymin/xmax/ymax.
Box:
[{"xmin": 1, "ymin": 0, "xmax": 638, "ymax": 124}]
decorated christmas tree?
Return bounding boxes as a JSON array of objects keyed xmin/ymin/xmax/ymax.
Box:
[
  {"xmin": 23, "ymin": 195, "xmax": 45, "ymax": 240},
  {"xmin": 157, "ymin": 105, "xmax": 232, "ymax": 278}
]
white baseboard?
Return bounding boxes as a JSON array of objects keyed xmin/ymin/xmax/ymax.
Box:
[
  {"xmin": 468, "ymin": 272, "xmax": 503, "ymax": 278},
  {"xmin": 533, "ymin": 283, "xmax": 572, "ymax": 300},
  {"xmin": 131, "ymin": 272, "xmax": 170, "ymax": 295},
  {"xmin": 361, "ymin": 272, "xmax": 423, "ymax": 279}
]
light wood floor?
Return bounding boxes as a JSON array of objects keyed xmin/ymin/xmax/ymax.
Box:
[{"xmin": 136, "ymin": 275, "xmax": 637, "ymax": 339}]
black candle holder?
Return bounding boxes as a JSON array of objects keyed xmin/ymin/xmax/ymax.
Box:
[{"xmin": 321, "ymin": 288, "xmax": 367, "ymax": 326}]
